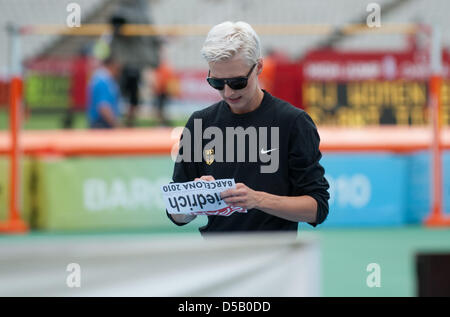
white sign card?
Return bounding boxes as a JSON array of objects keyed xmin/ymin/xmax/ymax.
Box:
[{"xmin": 161, "ymin": 179, "xmax": 247, "ymax": 216}]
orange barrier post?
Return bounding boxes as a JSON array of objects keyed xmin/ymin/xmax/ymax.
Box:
[
  {"xmin": 425, "ymin": 74, "xmax": 450, "ymax": 226},
  {"xmin": 425, "ymin": 26, "xmax": 450, "ymax": 226},
  {"xmin": 425, "ymin": 25, "xmax": 450, "ymax": 227},
  {"xmin": 0, "ymin": 76, "xmax": 28, "ymax": 233}
]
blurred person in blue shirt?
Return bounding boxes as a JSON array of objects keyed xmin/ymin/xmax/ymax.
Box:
[{"xmin": 87, "ymin": 56, "xmax": 122, "ymax": 128}]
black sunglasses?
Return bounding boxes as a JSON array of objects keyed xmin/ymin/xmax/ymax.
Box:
[{"xmin": 206, "ymin": 63, "xmax": 257, "ymax": 90}]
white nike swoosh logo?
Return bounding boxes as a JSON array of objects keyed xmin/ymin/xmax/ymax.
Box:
[{"xmin": 260, "ymin": 148, "xmax": 277, "ymax": 154}]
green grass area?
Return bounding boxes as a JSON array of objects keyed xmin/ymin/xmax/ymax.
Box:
[
  {"xmin": 0, "ymin": 109, "xmax": 189, "ymax": 130},
  {"xmin": 301, "ymin": 225, "xmax": 450, "ymax": 297}
]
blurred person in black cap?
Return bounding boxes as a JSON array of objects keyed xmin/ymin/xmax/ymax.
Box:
[{"xmin": 109, "ymin": 0, "xmax": 161, "ymax": 127}]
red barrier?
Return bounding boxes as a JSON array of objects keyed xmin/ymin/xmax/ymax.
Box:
[
  {"xmin": 0, "ymin": 77, "xmax": 28, "ymax": 233},
  {"xmin": 0, "ymin": 126, "xmax": 449, "ymax": 156}
]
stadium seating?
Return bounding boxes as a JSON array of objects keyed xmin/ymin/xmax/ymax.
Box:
[
  {"xmin": 2, "ymin": 0, "xmax": 450, "ymax": 72},
  {"xmin": 0, "ymin": 0, "xmax": 106, "ymax": 76}
]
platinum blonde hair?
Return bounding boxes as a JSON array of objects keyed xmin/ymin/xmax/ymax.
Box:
[{"xmin": 201, "ymin": 21, "xmax": 261, "ymax": 66}]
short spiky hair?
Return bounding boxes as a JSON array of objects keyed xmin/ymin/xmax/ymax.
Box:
[{"xmin": 201, "ymin": 21, "xmax": 261, "ymax": 66}]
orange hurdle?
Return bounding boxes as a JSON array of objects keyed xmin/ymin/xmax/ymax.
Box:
[{"xmin": 0, "ymin": 76, "xmax": 28, "ymax": 233}]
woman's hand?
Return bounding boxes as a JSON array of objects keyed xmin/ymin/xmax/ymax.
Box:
[{"xmin": 220, "ymin": 183, "xmax": 262, "ymax": 210}]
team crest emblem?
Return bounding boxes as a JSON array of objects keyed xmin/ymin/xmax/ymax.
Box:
[{"xmin": 204, "ymin": 148, "xmax": 215, "ymax": 165}]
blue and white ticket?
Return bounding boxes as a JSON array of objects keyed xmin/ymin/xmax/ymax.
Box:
[{"xmin": 161, "ymin": 179, "xmax": 247, "ymax": 216}]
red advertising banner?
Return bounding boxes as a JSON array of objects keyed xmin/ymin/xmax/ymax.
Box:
[
  {"xmin": 173, "ymin": 69, "xmax": 220, "ymax": 103},
  {"xmin": 9, "ymin": 45, "xmax": 450, "ymax": 128},
  {"xmin": 21, "ymin": 58, "xmax": 219, "ymax": 112},
  {"xmin": 300, "ymin": 48, "xmax": 450, "ymax": 126}
]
